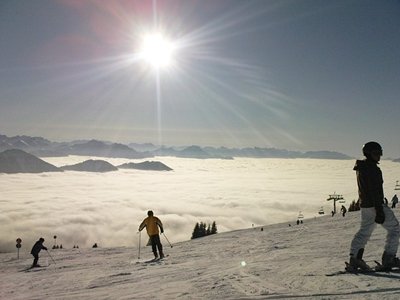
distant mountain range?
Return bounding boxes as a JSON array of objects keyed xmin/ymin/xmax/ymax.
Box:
[{"xmin": 0, "ymin": 133, "xmax": 355, "ymax": 160}]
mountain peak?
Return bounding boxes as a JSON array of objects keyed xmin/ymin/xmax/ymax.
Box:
[{"xmin": 0, "ymin": 149, "xmax": 61, "ymax": 173}]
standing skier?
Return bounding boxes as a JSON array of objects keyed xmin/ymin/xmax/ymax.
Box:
[
  {"xmin": 30, "ymin": 237, "xmax": 48, "ymax": 268},
  {"xmin": 139, "ymin": 210, "xmax": 165, "ymax": 259},
  {"xmin": 341, "ymin": 205, "xmax": 347, "ymax": 217},
  {"xmin": 347, "ymin": 142, "xmax": 400, "ymax": 271},
  {"xmin": 391, "ymin": 194, "xmax": 398, "ymax": 209}
]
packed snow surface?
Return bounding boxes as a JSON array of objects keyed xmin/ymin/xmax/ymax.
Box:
[{"xmin": 2, "ymin": 210, "xmax": 400, "ymax": 299}]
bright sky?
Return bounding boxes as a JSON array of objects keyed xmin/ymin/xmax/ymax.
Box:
[{"xmin": 0, "ymin": 0, "xmax": 399, "ymax": 157}]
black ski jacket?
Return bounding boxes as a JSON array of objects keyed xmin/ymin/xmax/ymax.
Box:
[
  {"xmin": 353, "ymin": 159, "xmax": 384, "ymax": 208},
  {"xmin": 31, "ymin": 241, "xmax": 47, "ymax": 256}
]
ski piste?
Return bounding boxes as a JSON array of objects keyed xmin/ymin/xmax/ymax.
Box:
[{"xmin": 326, "ymin": 261, "xmax": 400, "ymax": 276}]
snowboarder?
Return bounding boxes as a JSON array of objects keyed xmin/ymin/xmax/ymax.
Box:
[
  {"xmin": 139, "ymin": 210, "xmax": 165, "ymax": 259},
  {"xmin": 30, "ymin": 237, "xmax": 48, "ymax": 268},
  {"xmin": 348, "ymin": 142, "xmax": 400, "ymax": 271},
  {"xmin": 391, "ymin": 194, "xmax": 398, "ymax": 209},
  {"xmin": 341, "ymin": 205, "xmax": 347, "ymax": 217}
]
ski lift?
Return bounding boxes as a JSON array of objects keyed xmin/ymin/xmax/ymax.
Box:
[
  {"xmin": 327, "ymin": 192, "xmax": 344, "ymax": 215},
  {"xmin": 318, "ymin": 207, "xmax": 325, "ymax": 215},
  {"xmin": 298, "ymin": 211, "xmax": 304, "ymax": 219},
  {"xmin": 395, "ymin": 181, "xmax": 400, "ymax": 191}
]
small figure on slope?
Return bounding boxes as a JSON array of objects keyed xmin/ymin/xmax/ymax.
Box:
[
  {"xmin": 347, "ymin": 142, "xmax": 400, "ymax": 272},
  {"xmin": 139, "ymin": 210, "xmax": 165, "ymax": 259},
  {"xmin": 341, "ymin": 205, "xmax": 347, "ymax": 217},
  {"xmin": 30, "ymin": 237, "xmax": 48, "ymax": 268},
  {"xmin": 391, "ymin": 194, "xmax": 398, "ymax": 209}
]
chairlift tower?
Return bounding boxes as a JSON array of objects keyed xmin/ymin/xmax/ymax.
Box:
[{"xmin": 327, "ymin": 192, "xmax": 344, "ymax": 215}]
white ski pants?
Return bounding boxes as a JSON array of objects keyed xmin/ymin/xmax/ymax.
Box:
[{"xmin": 350, "ymin": 206, "xmax": 400, "ymax": 256}]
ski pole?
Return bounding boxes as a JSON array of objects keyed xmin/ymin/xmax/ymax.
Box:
[
  {"xmin": 162, "ymin": 232, "xmax": 173, "ymax": 248},
  {"xmin": 46, "ymin": 250, "xmax": 56, "ymax": 265},
  {"xmin": 138, "ymin": 231, "xmax": 141, "ymax": 259}
]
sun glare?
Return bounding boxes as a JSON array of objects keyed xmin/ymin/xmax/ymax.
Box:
[{"xmin": 139, "ymin": 33, "xmax": 175, "ymax": 69}]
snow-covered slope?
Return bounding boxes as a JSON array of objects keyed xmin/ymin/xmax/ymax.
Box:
[{"xmin": 2, "ymin": 211, "xmax": 400, "ymax": 299}]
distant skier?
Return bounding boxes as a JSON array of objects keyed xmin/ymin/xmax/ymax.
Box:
[
  {"xmin": 347, "ymin": 142, "xmax": 400, "ymax": 271},
  {"xmin": 139, "ymin": 210, "xmax": 165, "ymax": 259},
  {"xmin": 391, "ymin": 194, "xmax": 398, "ymax": 209},
  {"xmin": 30, "ymin": 238, "xmax": 48, "ymax": 268},
  {"xmin": 341, "ymin": 205, "xmax": 347, "ymax": 217}
]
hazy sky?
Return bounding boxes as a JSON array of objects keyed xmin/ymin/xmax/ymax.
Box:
[{"xmin": 1, "ymin": 0, "xmax": 399, "ymax": 157}]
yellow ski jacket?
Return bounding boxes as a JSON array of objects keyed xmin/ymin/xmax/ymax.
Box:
[{"xmin": 139, "ymin": 216, "xmax": 163, "ymax": 236}]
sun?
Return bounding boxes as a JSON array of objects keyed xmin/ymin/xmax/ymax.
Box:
[{"xmin": 139, "ymin": 33, "xmax": 176, "ymax": 69}]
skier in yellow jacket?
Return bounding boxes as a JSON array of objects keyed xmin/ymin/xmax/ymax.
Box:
[{"xmin": 139, "ymin": 210, "xmax": 165, "ymax": 259}]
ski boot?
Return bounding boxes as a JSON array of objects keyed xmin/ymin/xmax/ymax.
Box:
[
  {"xmin": 346, "ymin": 249, "xmax": 372, "ymax": 272},
  {"xmin": 376, "ymin": 252, "xmax": 400, "ymax": 271},
  {"xmin": 346, "ymin": 256, "xmax": 372, "ymax": 272}
]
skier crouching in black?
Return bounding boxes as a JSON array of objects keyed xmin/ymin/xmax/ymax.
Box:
[{"xmin": 31, "ymin": 237, "xmax": 48, "ymax": 268}]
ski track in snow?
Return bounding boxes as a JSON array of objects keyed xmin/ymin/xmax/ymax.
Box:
[{"xmin": 3, "ymin": 211, "xmax": 400, "ymax": 299}]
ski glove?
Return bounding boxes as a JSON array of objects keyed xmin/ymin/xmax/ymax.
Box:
[{"xmin": 375, "ymin": 206, "xmax": 385, "ymax": 224}]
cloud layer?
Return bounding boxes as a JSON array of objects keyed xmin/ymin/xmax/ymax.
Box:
[{"xmin": 1, "ymin": 156, "xmax": 398, "ymax": 253}]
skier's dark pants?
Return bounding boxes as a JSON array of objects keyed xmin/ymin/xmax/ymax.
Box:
[
  {"xmin": 32, "ymin": 254, "xmax": 39, "ymax": 267},
  {"xmin": 150, "ymin": 234, "xmax": 163, "ymax": 257}
]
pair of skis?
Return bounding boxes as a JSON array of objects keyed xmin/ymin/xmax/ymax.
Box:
[
  {"xmin": 326, "ymin": 261, "xmax": 400, "ymax": 276},
  {"xmin": 137, "ymin": 254, "xmax": 169, "ymax": 264},
  {"xmin": 20, "ymin": 265, "xmax": 48, "ymax": 272}
]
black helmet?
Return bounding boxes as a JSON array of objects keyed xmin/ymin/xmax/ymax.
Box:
[
  {"xmin": 39, "ymin": 237, "xmax": 45, "ymax": 242},
  {"xmin": 362, "ymin": 141, "xmax": 382, "ymax": 157},
  {"xmin": 147, "ymin": 210, "xmax": 154, "ymax": 216}
]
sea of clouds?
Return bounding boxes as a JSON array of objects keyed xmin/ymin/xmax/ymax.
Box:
[{"xmin": 1, "ymin": 156, "xmax": 399, "ymax": 253}]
